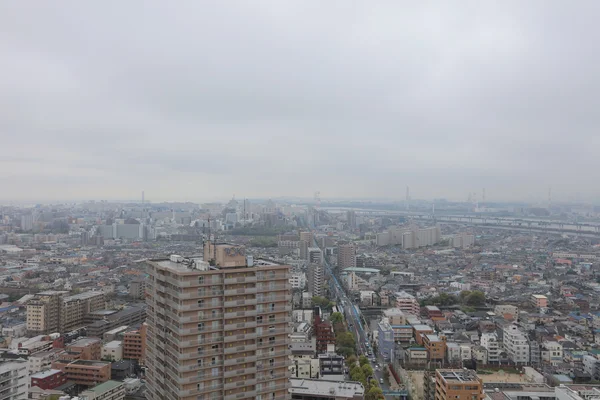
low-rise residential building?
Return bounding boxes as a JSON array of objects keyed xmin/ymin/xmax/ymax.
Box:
[
  {"xmin": 531, "ymin": 294, "xmax": 549, "ymax": 308},
  {"xmin": 30, "ymin": 369, "xmax": 66, "ymax": 390},
  {"xmin": 395, "ymin": 291, "xmax": 420, "ymax": 316},
  {"xmin": 102, "ymin": 341, "xmax": 123, "ymax": 361},
  {"xmin": 423, "ymin": 334, "xmax": 447, "ymax": 361},
  {"xmin": 122, "ymin": 324, "xmax": 146, "ymax": 364},
  {"xmin": 377, "ymin": 318, "xmax": 395, "ymax": 360},
  {"xmin": 80, "ymin": 380, "xmax": 126, "ymax": 400},
  {"xmin": 480, "ymin": 333, "xmax": 500, "ymax": 364},
  {"xmin": 289, "ymin": 378, "xmax": 365, "ymax": 400},
  {"xmin": 52, "ymin": 359, "xmax": 111, "ymax": 387},
  {"xmin": 541, "ymin": 341, "xmax": 563, "ymax": 365}
]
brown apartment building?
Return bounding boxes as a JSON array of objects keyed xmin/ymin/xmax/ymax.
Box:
[
  {"xmin": 434, "ymin": 369, "xmax": 484, "ymax": 400},
  {"xmin": 145, "ymin": 242, "xmax": 292, "ymax": 400},
  {"xmin": 52, "ymin": 359, "xmax": 111, "ymax": 387},
  {"xmin": 122, "ymin": 324, "xmax": 147, "ymax": 364}
]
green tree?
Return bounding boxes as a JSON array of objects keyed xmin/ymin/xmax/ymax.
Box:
[
  {"xmin": 459, "ymin": 290, "xmax": 472, "ymax": 301},
  {"xmin": 365, "ymin": 386, "xmax": 384, "ymax": 400},
  {"xmin": 347, "ymin": 355, "xmax": 357, "ymax": 365},
  {"xmin": 465, "ymin": 290, "xmax": 486, "ymax": 306},
  {"xmin": 359, "ymin": 355, "xmax": 369, "ymax": 366},
  {"xmin": 337, "ymin": 332, "xmax": 356, "ymax": 349},
  {"xmin": 337, "ymin": 346, "xmax": 355, "ymax": 358},
  {"xmin": 331, "ymin": 312, "xmax": 343, "ymax": 324},
  {"xmin": 362, "ymin": 364, "xmax": 374, "ymax": 377}
]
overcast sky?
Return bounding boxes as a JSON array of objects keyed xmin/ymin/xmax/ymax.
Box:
[{"xmin": 2, "ymin": 1, "xmax": 600, "ymax": 204}]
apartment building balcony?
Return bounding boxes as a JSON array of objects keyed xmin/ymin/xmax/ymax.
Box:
[
  {"xmin": 224, "ymin": 287, "xmax": 257, "ymax": 296},
  {"xmin": 224, "ymin": 344, "xmax": 257, "ymax": 354},
  {"xmin": 224, "ymin": 354, "xmax": 257, "ymax": 366},
  {"xmin": 224, "ymin": 321, "xmax": 257, "ymax": 331},
  {"xmin": 224, "ymin": 334, "xmax": 247, "ymax": 343},
  {"xmin": 257, "ymin": 372, "xmax": 287, "ymax": 381},
  {"xmin": 224, "ymin": 298, "xmax": 257, "ymax": 308},
  {"xmin": 257, "ymin": 382, "xmax": 291, "ymax": 393},
  {"xmin": 257, "ymin": 360, "xmax": 291, "ymax": 370},
  {"xmin": 256, "ymin": 350, "xmax": 290, "ymax": 359},
  {"xmin": 256, "ymin": 296, "xmax": 289, "ymax": 303},
  {"xmin": 224, "ymin": 390, "xmax": 257, "ymax": 400},
  {"xmin": 224, "ymin": 366, "xmax": 257, "ymax": 378},
  {"xmin": 256, "ymin": 318, "xmax": 288, "ymax": 326},
  {"xmin": 225, "ymin": 309, "xmax": 257, "ymax": 319},
  {"xmin": 225, "ymin": 276, "xmax": 257, "ymax": 285},
  {"xmin": 179, "ymin": 336, "xmax": 223, "ymax": 347},
  {"xmin": 224, "ymin": 379, "xmax": 257, "ymax": 391}
]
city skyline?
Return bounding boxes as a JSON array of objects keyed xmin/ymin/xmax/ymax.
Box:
[{"xmin": 2, "ymin": 2, "xmax": 600, "ymax": 202}]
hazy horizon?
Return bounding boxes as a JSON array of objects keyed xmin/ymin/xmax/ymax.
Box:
[{"xmin": 2, "ymin": 2, "xmax": 600, "ymax": 203}]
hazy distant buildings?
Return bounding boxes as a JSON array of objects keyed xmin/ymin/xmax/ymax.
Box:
[
  {"xmin": 376, "ymin": 224, "xmax": 441, "ymax": 248},
  {"xmin": 452, "ymin": 233, "xmax": 475, "ymax": 249},
  {"xmin": 307, "ymin": 247, "xmax": 323, "ymax": 265},
  {"xmin": 337, "ymin": 242, "xmax": 356, "ymax": 269},
  {"xmin": 346, "ymin": 210, "xmax": 357, "ymax": 230},
  {"xmin": 20, "ymin": 214, "xmax": 34, "ymax": 231}
]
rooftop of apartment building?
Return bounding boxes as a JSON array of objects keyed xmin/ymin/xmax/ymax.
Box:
[
  {"xmin": 36, "ymin": 291, "xmax": 69, "ymax": 296},
  {"xmin": 61, "ymin": 359, "xmax": 109, "ymax": 367},
  {"xmin": 30, "ymin": 369, "xmax": 63, "ymax": 379},
  {"xmin": 82, "ymin": 380, "xmax": 123, "ymax": 394},
  {"xmin": 290, "ymin": 378, "xmax": 365, "ymax": 398},
  {"xmin": 69, "ymin": 337, "xmax": 101, "ymax": 347},
  {"xmin": 438, "ymin": 369, "xmax": 481, "ymax": 383},
  {"xmin": 64, "ymin": 291, "xmax": 104, "ymax": 301}
]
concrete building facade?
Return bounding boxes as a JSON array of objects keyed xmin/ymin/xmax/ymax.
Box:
[{"xmin": 145, "ymin": 245, "xmax": 291, "ymax": 400}]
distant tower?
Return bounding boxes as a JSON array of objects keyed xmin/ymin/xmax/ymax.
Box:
[
  {"xmin": 548, "ymin": 187, "xmax": 552, "ymax": 209},
  {"xmin": 314, "ymin": 191, "xmax": 321, "ymax": 209},
  {"xmin": 406, "ymin": 186, "xmax": 410, "ymax": 210}
]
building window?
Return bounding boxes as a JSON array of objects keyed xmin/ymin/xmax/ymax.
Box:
[
  {"xmin": 198, "ymin": 299, "xmax": 204, "ymax": 307},
  {"xmin": 257, "ymin": 316, "xmax": 263, "ymax": 323},
  {"xmin": 198, "ymin": 276, "xmax": 204, "ymax": 284},
  {"xmin": 198, "ymin": 323, "xmax": 204, "ymax": 331}
]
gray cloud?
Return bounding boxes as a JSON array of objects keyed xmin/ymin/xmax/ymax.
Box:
[{"xmin": 1, "ymin": 1, "xmax": 600, "ymax": 203}]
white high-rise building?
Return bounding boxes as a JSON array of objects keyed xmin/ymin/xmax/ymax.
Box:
[
  {"xmin": 503, "ymin": 325, "xmax": 530, "ymax": 365},
  {"xmin": 480, "ymin": 332, "xmax": 500, "ymax": 364},
  {"xmin": 0, "ymin": 359, "xmax": 28, "ymax": 399}
]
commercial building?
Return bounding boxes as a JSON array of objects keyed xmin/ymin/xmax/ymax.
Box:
[
  {"xmin": 434, "ymin": 369, "xmax": 484, "ymax": 400},
  {"xmin": 0, "ymin": 359, "xmax": 28, "ymax": 400},
  {"xmin": 122, "ymin": 325, "xmax": 146, "ymax": 364},
  {"xmin": 145, "ymin": 243, "xmax": 291, "ymax": 400},
  {"xmin": 62, "ymin": 291, "xmax": 105, "ymax": 332},
  {"xmin": 289, "ymin": 378, "xmax": 365, "ymax": 400},
  {"xmin": 26, "ymin": 291, "xmax": 67, "ymax": 334},
  {"xmin": 30, "ymin": 369, "xmax": 66, "ymax": 390},
  {"xmin": 318, "ymin": 347, "xmax": 345, "ymax": 377},
  {"xmin": 80, "ymin": 380, "xmax": 125, "ymax": 400},
  {"xmin": 307, "ymin": 263, "xmax": 324, "ymax": 298},
  {"xmin": 52, "ymin": 359, "xmax": 111, "ymax": 387},
  {"xmin": 337, "ymin": 243, "xmax": 356, "ymax": 269},
  {"xmin": 503, "ymin": 325, "xmax": 530, "ymax": 365}
]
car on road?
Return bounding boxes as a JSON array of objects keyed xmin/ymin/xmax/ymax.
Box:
[{"xmin": 380, "ymin": 378, "xmax": 384, "ymax": 384}]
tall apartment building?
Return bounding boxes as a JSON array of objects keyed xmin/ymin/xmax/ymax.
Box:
[
  {"xmin": 307, "ymin": 263, "xmax": 324, "ymax": 298},
  {"xmin": 26, "ymin": 291, "xmax": 67, "ymax": 334},
  {"xmin": 129, "ymin": 280, "xmax": 146, "ymax": 300},
  {"xmin": 337, "ymin": 243, "xmax": 356, "ymax": 269},
  {"xmin": 307, "ymin": 248, "xmax": 323, "ymax": 265},
  {"xmin": 376, "ymin": 224, "xmax": 441, "ymax": 248},
  {"xmin": 480, "ymin": 332, "xmax": 500, "ymax": 364},
  {"xmin": 452, "ymin": 233, "xmax": 475, "ymax": 249},
  {"xmin": 299, "ymin": 231, "xmax": 313, "ymax": 245},
  {"xmin": 145, "ymin": 243, "xmax": 291, "ymax": 400},
  {"xmin": 434, "ymin": 369, "xmax": 484, "ymax": 400},
  {"xmin": 503, "ymin": 325, "xmax": 530, "ymax": 365},
  {"xmin": 0, "ymin": 359, "xmax": 28, "ymax": 400},
  {"xmin": 346, "ymin": 210, "xmax": 357, "ymax": 230},
  {"xmin": 63, "ymin": 291, "xmax": 105, "ymax": 332}
]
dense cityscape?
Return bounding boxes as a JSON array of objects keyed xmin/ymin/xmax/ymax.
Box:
[
  {"xmin": 3, "ymin": 2, "xmax": 600, "ymax": 400},
  {"xmin": 1, "ymin": 197, "xmax": 600, "ymax": 400}
]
